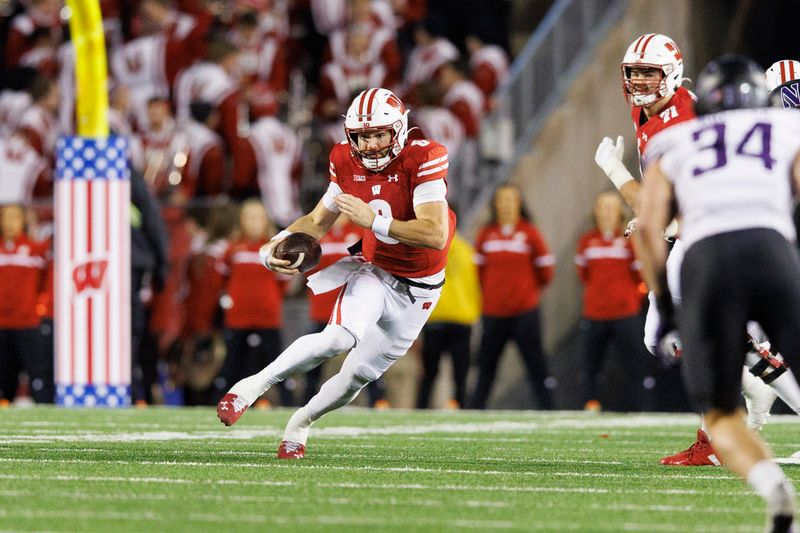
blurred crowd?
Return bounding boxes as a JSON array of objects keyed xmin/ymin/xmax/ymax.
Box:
[
  {"xmin": 0, "ymin": 0, "xmax": 515, "ymax": 407},
  {"xmin": 0, "ymin": 1, "xmax": 658, "ymax": 413}
]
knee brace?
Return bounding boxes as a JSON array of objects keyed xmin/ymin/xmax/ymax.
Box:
[{"xmin": 746, "ymin": 340, "xmax": 789, "ymax": 385}]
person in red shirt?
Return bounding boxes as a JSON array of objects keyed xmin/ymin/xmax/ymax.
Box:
[
  {"xmin": 216, "ymin": 199, "xmax": 292, "ymax": 406},
  {"xmin": 217, "ymin": 88, "xmax": 454, "ymax": 459},
  {"xmin": 0, "ymin": 204, "xmax": 51, "ymax": 404},
  {"xmin": 471, "ymin": 184, "xmax": 554, "ymax": 409},
  {"xmin": 4, "ymin": 0, "xmax": 62, "ymax": 69},
  {"xmin": 575, "ymin": 192, "xmax": 646, "ymax": 411},
  {"xmin": 464, "ymin": 34, "xmax": 509, "ymax": 108},
  {"xmin": 180, "ymin": 203, "xmax": 237, "ymax": 405}
]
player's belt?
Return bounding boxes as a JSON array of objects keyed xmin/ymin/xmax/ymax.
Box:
[
  {"xmin": 391, "ymin": 275, "xmax": 445, "ymax": 291},
  {"xmin": 388, "ymin": 274, "xmax": 445, "ymax": 304}
]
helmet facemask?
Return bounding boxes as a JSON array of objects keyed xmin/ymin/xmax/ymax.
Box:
[
  {"xmin": 347, "ymin": 122, "xmax": 402, "ymax": 171},
  {"xmin": 622, "ymin": 64, "xmax": 673, "ymax": 106}
]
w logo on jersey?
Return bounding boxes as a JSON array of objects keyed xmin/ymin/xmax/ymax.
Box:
[
  {"xmin": 422, "ymin": 301, "xmax": 432, "ymax": 310},
  {"xmin": 372, "ymin": 184, "xmax": 381, "ymax": 196},
  {"xmin": 72, "ymin": 258, "xmax": 108, "ymax": 295}
]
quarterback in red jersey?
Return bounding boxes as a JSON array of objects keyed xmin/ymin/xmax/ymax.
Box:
[{"xmin": 217, "ymin": 88, "xmax": 454, "ymax": 459}]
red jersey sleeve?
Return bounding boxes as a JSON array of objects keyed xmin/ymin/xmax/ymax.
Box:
[
  {"xmin": 412, "ymin": 141, "xmax": 449, "ymax": 185},
  {"xmin": 473, "ymin": 227, "xmax": 488, "ymax": 277},
  {"xmin": 528, "ymin": 225, "xmax": 554, "ymax": 288},
  {"xmin": 575, "ymin": 234, "xmax": 588, "ymax": 284},
  {"xmin": 329, "ymin": 148, "xmax": 341, "ymax": 184}
]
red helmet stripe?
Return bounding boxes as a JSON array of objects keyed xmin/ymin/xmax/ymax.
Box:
[
  {"xmin": 633, "ymin": 34, "xmax": 647, "ymax": 53},
  {"xmin": 639, "ymin": 34, "xmax": 656, "ymax": 54},
  {"xmin": 789, "ymin": 61, "xmax": 796, "ymax": 82},
  {"xmin": 357, "ymin": 90, "xmax": 369, "ymax": 121},
  {"xmin": 366, "ymin": 88, "xmax": 378, "ymax": 117}
]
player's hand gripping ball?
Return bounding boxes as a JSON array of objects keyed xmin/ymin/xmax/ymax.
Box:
[{"xmin": 274, "ymin": 233, "xmax": 322, "ymax": 273}]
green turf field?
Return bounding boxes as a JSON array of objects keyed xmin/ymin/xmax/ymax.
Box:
[{"xmin": 0, "ymin": 407, "xmax": 798, "ymax": 532}]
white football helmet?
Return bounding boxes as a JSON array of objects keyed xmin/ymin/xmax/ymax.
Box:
[
  {"xmin": 621, "ymin": 33, "xmax": 684, "ymax": 107},
  {"xmin": 765, "ymin": 59, "xmax": 800, "ymax": 91},
  {"xmin": 344, "ymin": 88, "xmax": 409, "ymax": 171}
]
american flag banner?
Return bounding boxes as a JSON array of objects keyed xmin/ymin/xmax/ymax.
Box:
[{"xmin": 54, "ymin": 136, "xmax": 131, "ymax": 407}]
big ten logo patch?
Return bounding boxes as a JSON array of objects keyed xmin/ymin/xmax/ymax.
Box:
[
  {"xmin": 72, "ymin": 257, "xmax": 109, "ymax": 295},
  {"xmin": 422, "ymin": 301, "xmax": 432, "ymax": 310}
]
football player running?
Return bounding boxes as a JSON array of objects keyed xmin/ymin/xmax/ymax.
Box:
[
  {"xmin": 635, "ymin": 54, "xmax": 800, "ymax": 533},
  {"xmin": 594, "ymin": 34, "xmax": 800, "ymax": 466},
  {"xmin": 217, "ymin": 88, "xmax": 455, "ymax": 459}
]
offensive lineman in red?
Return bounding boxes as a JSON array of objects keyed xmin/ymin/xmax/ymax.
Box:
[{"xmin": 217, "ymin": 88, "xmax": 454, "ymax": 459}]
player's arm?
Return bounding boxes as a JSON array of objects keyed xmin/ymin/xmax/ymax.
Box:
[
  {"xmin": 595, "ymin": 135, "xmax": 640, "ymax": 212},
  {"xmin": 335, "ymin": 194, "xmax": 449, "ymax": 250},
  {"xmin": 631, "ymin": 160, "xmax": 673, "ymax": 298},
  {"xmin": 260, "ymin": 197, "xmax": 340, "ymax": 274}
]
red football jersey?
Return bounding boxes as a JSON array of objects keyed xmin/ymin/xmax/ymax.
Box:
[
  {"xmin": 475, "ymin": 220, "xmax": 554, "ymax": 317},
  {"xmin": 631, "ymin": 86, "xmax": 696, "ymax": 156},
  {"xmin": 0, "ymin": 235, "xmax": 48, "ymax": 329},
  {"xmin": 222, "ymin": 239, "xmax": 285, "ymax": 329},
  {"xmin": 305, "ymin": 222, "xmax": 363, "ymax": 323},
  {"xmin": 328, "ymin": 140, "xmax": 456, "ymax": 278},
  {"xmin": 575, "ymin": 228, "xmax": 642, "ymax": 320}
]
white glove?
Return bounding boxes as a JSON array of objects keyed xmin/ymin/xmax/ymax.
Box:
[{"xmin": 594, "ymin": 135, "xmax": 635, "ymax": 189}]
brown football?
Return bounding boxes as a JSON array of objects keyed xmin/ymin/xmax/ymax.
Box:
[{"xmin": 274, "ymin": 233, "xmax": 322, "ymax": 272}]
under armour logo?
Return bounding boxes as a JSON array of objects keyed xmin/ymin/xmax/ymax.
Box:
[
  {"xmin": 422, "ymin": 301, "xmax": 432, "ymax": 310},
  {"xmin": 372, "ymin": 184, "xmax": 381, "ymax": 195},
  {"xmin": 387, "ymin": 174, "xmax": 398, "ymax": 182},
  {"xmin": 219, "ymin": 401, "xmax": 229, "ymax": 411}
]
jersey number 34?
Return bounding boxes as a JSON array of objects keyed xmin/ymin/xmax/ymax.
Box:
[{"xmin": 692, "ymin": 122, "xmax": 776, "ymax": 177}]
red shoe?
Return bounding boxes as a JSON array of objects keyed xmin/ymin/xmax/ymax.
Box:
[
  {"xmin": 660, "ymin": 429, "xmax": 722, "ymax": 466},
  {"xmin": 277, "ymin": 440, "xmax": 305, "ymax": 459},
  {"xmin": 217, "ymin": 393, "xmax": 249, "ymax": 426}
]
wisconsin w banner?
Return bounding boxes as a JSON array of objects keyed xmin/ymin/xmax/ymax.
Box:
[{"xmin": 54, "ymin": 136, "xmax": 131, "ymax": 407}]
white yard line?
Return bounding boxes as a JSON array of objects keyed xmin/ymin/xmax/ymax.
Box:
[
  {"xmin": 0, "ymin": 508, "xmax": 762, "ymax": 533},
  {"xmin": 0, "ymin": 472, "xmax": 752, "ymax": 496},
  {"xmin": 0, "ymin": 457, "xmax": 738, "ymax": 481},
  {"xmin": 1, "ymin": 413, "xmax": 777, "ymax": 445}
]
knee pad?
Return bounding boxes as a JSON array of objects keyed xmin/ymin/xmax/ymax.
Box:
[
  {"xmin": 321, "ymin": 325, "xmax": 356, "ymax": 354},
  {"xmin": 350, "ymin": 363, "xmax": 382, "ymax": 386},
  {"xmin": 379, "ymin": 333, "xmax": 416, "ymax": 358}
]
